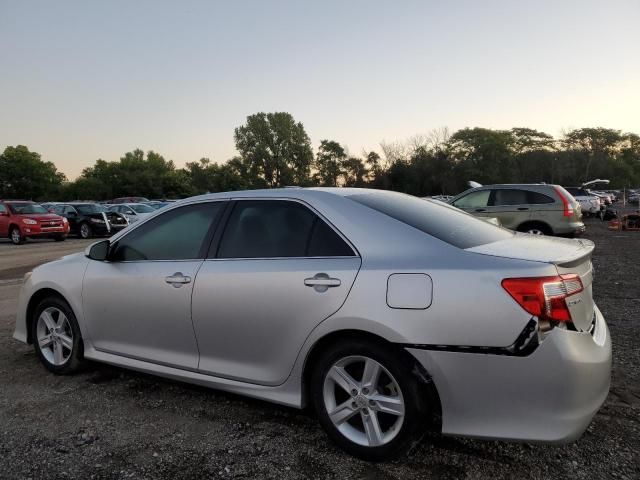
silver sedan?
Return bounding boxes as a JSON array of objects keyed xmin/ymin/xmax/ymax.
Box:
[{"xmin": 13, "ymin": 188, "xmax": 611, "ymax": 460}]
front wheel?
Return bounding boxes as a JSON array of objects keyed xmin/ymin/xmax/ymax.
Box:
[
  {"xmin": 79, "ymin": 222, "xmax": 92, "ymax": 239},
  {"xmin": 32, "ymin": 296, "xmax": 85, "ymax": 374},
  {"xmin": 311, "ymin": 339, "xmax": 428, "ymax": 461},
  {"xmin": 9, "ymin": 226, "xmax": 24, "ymax": 245}
]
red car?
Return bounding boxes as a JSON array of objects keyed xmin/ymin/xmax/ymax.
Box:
[{"xmin": 0, "ymin": 201, "xmax": 70, "ymax": 245}]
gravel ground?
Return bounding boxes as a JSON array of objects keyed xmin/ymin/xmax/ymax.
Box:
[{"xmin": 0, "ymin": 220, "xmax": 638, "ymax": 480}]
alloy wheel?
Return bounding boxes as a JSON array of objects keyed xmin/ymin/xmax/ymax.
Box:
[
  {"xmin": 36, "ymin": 307, "xmax": 73, "ymax": 366},
  {"xmin": 10, "ymin": 228, "xmax": 21, "ymax": 244},
  {"xmin": 323, "ymin": 355, "xmax": 405, "ymax": 447},
  {"xmin": 527, "ymin": 228, "xmax": 545, "ymax": 235},
  {"xmin": 80, "ymin": 223, "xmax": 90, "ymax": 239}
]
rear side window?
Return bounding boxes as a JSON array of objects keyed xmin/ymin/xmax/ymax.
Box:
[
  {"xmin": 527, "ymin": 191, "xmax": 555, "ymax": 204},
  {"xmin": 492, "ymin": 189, "xmax": 529, "ymax": 205},
  {"xmin": 491, "ymin": 189, "xmax": 554, "ymax": 206},
  {"xmin": 110, "ymin": 202, "xmax": 222, "ymax": 261},
  {"xmin": 0, "ymin": 204, "xmax": 6, "ymax": 214},
  {"xmin": 348, "ymin": 191, "xmax": 513, "ymax": 249},
  {"xmin": 217, "ymin": 200, "xmax": 355, "ymax": 258}
]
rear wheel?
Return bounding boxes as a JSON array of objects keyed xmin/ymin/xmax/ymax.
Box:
[
  {"xmin": 79, "ymin": 222, "xmax": 92, "ymax": 239},
  {"xmin": 9, "ymin": 226, "xmax": 24, "ymax": 245},
  {"xmin": 32, "ymin": 296, "xmax": 85, "ymax": 374},
  {"xmin": 311, "ymin": 339, "xmax": 428, "ymax": 461},
  {"xmin": 517, "ymin": 222, "xmax": 551, "ymax": 236}
]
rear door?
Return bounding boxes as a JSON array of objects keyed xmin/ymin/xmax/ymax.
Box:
[
  {"xmin": 191, "ymin": 199, "xmax": 361, "ymax": 386},
  {"xmin": 486, "ymin": 189, "xmax": 533, "ymax": 229}
]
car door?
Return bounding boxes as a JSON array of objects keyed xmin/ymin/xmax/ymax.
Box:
[
  {"xmin": 82, "ymin": 201, "xmax": 225, "ymax": 369},
  {"xmin": 450, "ymin": 189, "xmax": 491, "ymax": 218},
  {"xmin": 486, "ymin": 189, "xmax": 533, "ymax": 229},
  {"xmin": 191, "ymin": 199, "xmax": 361, "ymax": 386},
  {"xmin": 62, "ymin": 205, "xmax": 80, "ymax": 232}
]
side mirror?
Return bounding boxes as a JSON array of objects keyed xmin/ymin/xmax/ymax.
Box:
[
  {"xmin": 0, "ymin": 211, "xmax": 7, "ymax": 216},
  {"xmin": 85, "ymin": 240, "xmax": 110, "ymax": 261}
]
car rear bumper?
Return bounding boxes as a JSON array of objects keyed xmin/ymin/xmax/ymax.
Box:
[{"xmin": 407, "ymin": 304, "xmax": 611, "ymax": 443}]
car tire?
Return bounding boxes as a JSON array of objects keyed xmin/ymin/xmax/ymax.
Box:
[
  {"xmin": 517, "ymin": 222, "xmax": 552, "ymax": 236},
  {"xmin": 54, "ymin": 235, "xmax": 67, "ymax": 242},
  {"xmin": 9, "ymin": 226, "xmax": 25, "ymax": 245},
  {"xmin": 79, "ymin": 222, "xmax": 92, "ymax": 239},
  {"xmin": 310, "ymin": 339, "xmax": 428, "ymax": 461},
  {"xmin": 32, "ymin": 296, "xmax": 85, "ymax": 375}
]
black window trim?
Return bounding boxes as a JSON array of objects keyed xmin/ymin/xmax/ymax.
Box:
[
  {"xmin": 107, "ymin": 200, "xmax": 229, "ymax": 263},
  {"xmin": 207, "ymin": 197, "xmax": 360, "ymax": 260}
]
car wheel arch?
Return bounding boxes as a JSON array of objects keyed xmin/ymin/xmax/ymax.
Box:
[
  {"xmin": 516, "ymin": 220, "xmax": 553, "ymax": 235},
  {"xmin": 26, "ymin": 288, "xmax": 75, "ymax": 344},
  {"xmin": 300, "ymin": 329, "xmax": 442, "ymax": 428}
]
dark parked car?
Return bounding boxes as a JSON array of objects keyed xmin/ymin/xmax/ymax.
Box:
[{"xmin": 51, "ymin": 203, "xmax": 129, "ymax": 239}]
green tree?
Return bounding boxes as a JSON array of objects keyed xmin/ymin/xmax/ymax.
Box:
[
  {"xmin": 314, "ymin": 140, "xmax": 347, "ymax": 186},
  {"xmin": 0, "ymin": 145, "xmax": 66, "ymax": 200},
  {"xmin": 234, "ymin": 112, "xmax": 314, "ymax": 187}
]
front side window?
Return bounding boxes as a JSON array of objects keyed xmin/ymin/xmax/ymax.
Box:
[
  {"xmin": 110, "ymin": 202, "xmax": 223, "ymax": 261},
  {"xmin": 217, "ymin": 200, "xmax": 354, "ymax": 258},
  {"xmin": 452, "ymin": 190, "xmax": 490, "ymax": 208},
  {"xmin": 0, "ymin": 204, "xmax": 6, "ymax": 214}
]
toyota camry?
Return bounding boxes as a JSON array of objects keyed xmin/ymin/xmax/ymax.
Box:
[{"xmin": 13, "ymin": 188, "xmax": 611, "ymax": 460}]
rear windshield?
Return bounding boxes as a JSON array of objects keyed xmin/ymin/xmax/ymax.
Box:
[{"xmin": 347, "ymin": 191, "xmax": 514, "ymax": 249}]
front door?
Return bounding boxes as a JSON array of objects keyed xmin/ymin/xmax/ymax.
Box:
[
  {"xmin": 191, "ymin": 199, "xmax": 361, "ymax": 385},
  {"xmin": 82, "ymin": 201, "xmax": 225, "ymax": 369}
]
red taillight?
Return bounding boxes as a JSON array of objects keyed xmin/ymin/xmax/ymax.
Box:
[
  {"xmin": 501, "ymin": 274, "xmax": 583, "ymax": 323},
  {"xmin": 554, "ymin": 186, "xmax": 574, "ymax": 217}
]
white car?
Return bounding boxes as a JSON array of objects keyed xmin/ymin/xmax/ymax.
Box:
[
  {"xmin": 564, "ymin": 188, "xmax": 602, "ymax": 216},
  {"xmin": 106, "ymin": 203, "xmax": 155, "ymax": 223}
]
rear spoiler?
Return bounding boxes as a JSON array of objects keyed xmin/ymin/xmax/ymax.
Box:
[{"xmin": 555, "ymin": 239, "xmax": 594, "ymax": 268}]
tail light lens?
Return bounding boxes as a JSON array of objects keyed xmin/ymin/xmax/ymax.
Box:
[
  {"xmin": 554, "ymin": 186, "xmax": 574, "ymax": 217},
  {"xmin": 501, "ymin": 274, "xmax": 583, "ymax": 323}
]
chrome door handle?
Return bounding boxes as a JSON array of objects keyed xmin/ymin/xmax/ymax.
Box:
[
  {"xmin": 304, "ymin": 273, "xmax": 341, "ymax": 292},
  {"xmin": 165, "ymin": 272, "xmax": 192, "ymax": 288}
]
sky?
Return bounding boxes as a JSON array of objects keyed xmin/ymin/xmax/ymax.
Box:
[{"xmin": 1, "ymin": 0, "xmax": 639, "ymax": 179}]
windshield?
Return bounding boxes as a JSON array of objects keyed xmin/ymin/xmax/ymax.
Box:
[
  {"xmin": 347, "ymin": 190, "xmax": 514, "ymax": 249},
  {"xmin": 130, "ymin": 204, "xmax": 154, "ymax": 213},
  {"xmin": 75, "ymin": 204, "xmax": 106, "ymax": 214},
  {"xmin": 8, "ymin": 203, "xmax": 48, "ymax": 214}
]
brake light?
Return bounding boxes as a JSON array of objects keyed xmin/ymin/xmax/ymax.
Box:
[
  {"xmin": 501, "ymin": 274, "xmax": 583, "ymax": 323},
  {"xmin": 554, "ymin": 186, "xmax": 574, "ymax": 217}
]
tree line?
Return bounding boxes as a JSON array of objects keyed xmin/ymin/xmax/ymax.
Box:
[{"xmin": 2, "ymin": 112, "xmax": 640, "ymax": 201}]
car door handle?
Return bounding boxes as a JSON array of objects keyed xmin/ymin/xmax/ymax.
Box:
[
  {"xmin": 165, "ymin": 272, "xmax": 192, "ymax": 288},
  {"xmin": 517, "ymin": 207, "xmax": 529, "ymax": 211},
  {"xmin": 475, "ymin": 208, "xmax": 487, "ymax": 212},
  {"xmin": 304, "ymin": 273, "xmax": 341, "ymax": 292}
]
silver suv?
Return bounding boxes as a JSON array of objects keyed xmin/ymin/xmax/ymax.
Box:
[{"xmin": 449, "ymin": 184, "xmax": 585, "ymax": 236}]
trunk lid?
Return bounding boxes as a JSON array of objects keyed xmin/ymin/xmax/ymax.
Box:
[{"xmin": 468, "ymin": 234, "xmax": 595, "ymax": 331}]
